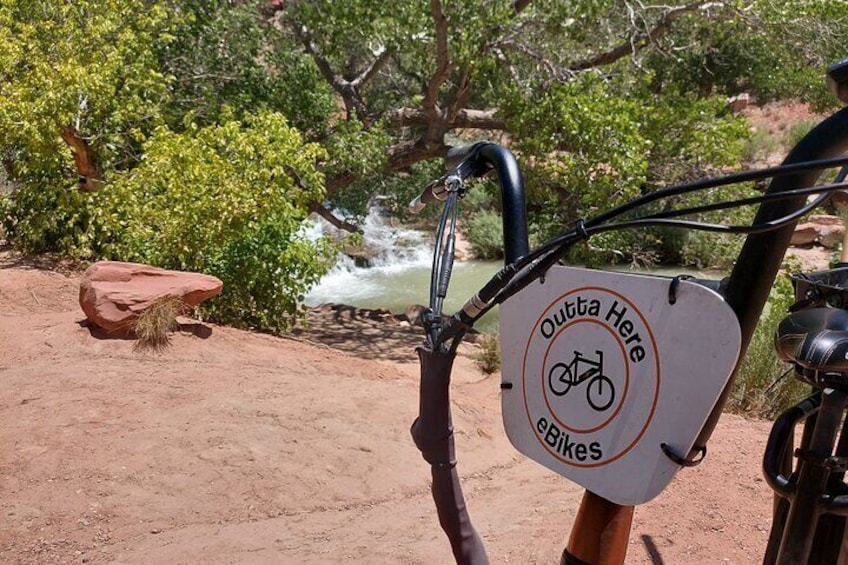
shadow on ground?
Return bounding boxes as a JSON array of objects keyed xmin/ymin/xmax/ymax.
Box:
[
  {"xmin": 0, "ymin": 246, "xmax": 82, "ymax": 275},
  {"xmin": 290, "ymin": 305, "xmax": 423, "ymax": 363},
  {"xmin": 78, "ymin": 319, "xmax": 214, "ymax": 342}
]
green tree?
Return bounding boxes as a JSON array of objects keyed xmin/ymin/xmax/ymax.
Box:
[
  {"xmin": 159, "ymin": 0, "xmax": 337, "ymax": 134},
  {"xmin": 0, "ymin": 0, "xmax": 173, "ymax": 191},
  {"xmin": 273, "ymin": 0, "xmax": 847, "ymax": 241},
  {"xmin": 3, "ymin": 0, "xmax": 848, "ymax": 324},
  {"xmin": 645, "ymin": 1, "xmax": 848, "ymax": 111}
]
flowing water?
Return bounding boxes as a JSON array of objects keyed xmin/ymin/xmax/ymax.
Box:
[
  {"xmin": 303, "ymin": 207, "xmax": 503, "ymax": 332},
  {"xmin": 303, "ymin": 207, "xmax": 705, "ymax": 335}
]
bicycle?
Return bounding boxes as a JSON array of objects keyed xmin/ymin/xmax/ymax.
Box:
[
  {"xmin": 548, "ymin": 350, "xmax": 616, "ymax": 412},
  {"xmin": 408, "ymin": 58, "xmax": 848, "ymax": 565}
]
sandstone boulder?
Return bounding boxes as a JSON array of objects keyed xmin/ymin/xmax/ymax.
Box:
[
  {"xmin": 792, "ymin": 214, "xmax": 845, "ymax": 249},
  {"xmin": 80, "ymin": 261, "xmax": 223, "ymax": 332},
  {"xmin": 728, "ymin": 93, "xmax": 750, "ymax": 113}
]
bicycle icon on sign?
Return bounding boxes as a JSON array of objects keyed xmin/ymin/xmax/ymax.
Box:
[{"xmin": 548, "ymin": 350, "xmax": 616, "ymax": 412}]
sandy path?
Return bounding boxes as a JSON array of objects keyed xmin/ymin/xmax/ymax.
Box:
[{"xmin": 0, "ymin": 253, "xmax": 778, "ymax": 564}]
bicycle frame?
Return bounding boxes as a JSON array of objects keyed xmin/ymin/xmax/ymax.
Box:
[
  {"xmin": 568, "ymin": 106, "xmax": 848, "ymax": 565},
  {"xmin": 411, "ymin": 108, "xmax": 848, "ymax": 565}
]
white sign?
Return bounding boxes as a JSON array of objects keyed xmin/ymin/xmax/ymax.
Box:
[{"xmin": 499, "ymin": 266, "xmax": 741, "ymax": 505}]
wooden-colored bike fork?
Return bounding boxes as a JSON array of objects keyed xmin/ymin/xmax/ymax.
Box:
[{"xmin": 562, "ymin": 491, "xmax": 634, "ymax": 565}]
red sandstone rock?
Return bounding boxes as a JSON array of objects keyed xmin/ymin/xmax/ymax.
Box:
[
  {"xmin": 792, "ymin": 214, "xmax": 845, "ymax": 250},
  {"xmin": 727, "ymin": 93, "xmax": 750, "ymax": 113},
  {"xmin": 791, "ymin": 225, "xmax": 818, "ymax": 246},
  {"xmin": 79, "ymin": 261, "xmax": 223, "ymax": 332}
]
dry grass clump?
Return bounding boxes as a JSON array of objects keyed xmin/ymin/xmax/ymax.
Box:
[
  {"xmin": 474, "ymin": 333, "xmax": 501, "ymax": 375},
  {"xmin": 132, "ymin": 295, "xmax": 186, "ymax": 351}
]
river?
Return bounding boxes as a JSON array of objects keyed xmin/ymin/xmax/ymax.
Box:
[{"xmin": 303, "ymin": 208, "xmax": 704, "ymax": 334}]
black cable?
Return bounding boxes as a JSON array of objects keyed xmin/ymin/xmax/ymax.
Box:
[
  {"xmin": 427, "ymin": 191, "xmax": 456, "ymax": 348},
  {"xmin": 435, "ymin": 193, "xmax": 459, "ymax": 318},
  {"xmin": 597, "ymin": 193, "xmax": 828, "ymax": 236},
  {"xmin": 586, "ymin": 155, "xmax": 848, "ymax": 229},
  {"xmin": 461, "ymin": 182, "xmax": 846, "ymax": 325},
  {"xmin": 426, "ymin": 156, "xmax": 848, "ymax": 336},
  {"xmin": 640, "ymin": 180, "xmax": 848, "ymax": 222},
  {"xmin": 430, "ymin": 196, "xmax": 450, "ymax": 309}
]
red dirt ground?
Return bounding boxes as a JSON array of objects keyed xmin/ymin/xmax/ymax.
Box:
[{"xmin": 0, "ymin": 250, "xmax": 801, "ymax": 564}]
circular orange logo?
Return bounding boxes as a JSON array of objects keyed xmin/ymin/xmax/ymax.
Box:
[{"xmin": 521, "ymin": 287, "xmax": 660, "ymax": 468}]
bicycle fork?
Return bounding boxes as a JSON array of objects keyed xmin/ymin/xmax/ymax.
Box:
[{"xmin": 763, "ymin": 388, "xmax": 848, "ymax": 564}]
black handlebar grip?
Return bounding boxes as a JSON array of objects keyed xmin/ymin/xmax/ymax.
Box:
[
  {"xmin": 444, "ymin": 142, "xmax": 486, "ymax": 171},
  {"xmin": 409, "ymin": 177, "xmax": 446, "ymax": 213}
]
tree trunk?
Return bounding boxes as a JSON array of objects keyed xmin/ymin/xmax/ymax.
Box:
[{"xmin": 60, "ymin": 126, "xmax": 102, "ymax": 193}]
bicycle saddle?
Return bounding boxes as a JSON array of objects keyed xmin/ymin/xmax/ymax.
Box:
[{"xmin": 775, "ymin": 307, "xmax": 848, "ymax": 373}]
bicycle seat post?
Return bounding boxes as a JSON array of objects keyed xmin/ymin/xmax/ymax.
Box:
[
  {"xmin": 774, "ymin": 387, "xmax": 847, "ymax": 564},
  {"xmin": 767, "ymin": 301, "xmax": 848, "ymax": 563}
]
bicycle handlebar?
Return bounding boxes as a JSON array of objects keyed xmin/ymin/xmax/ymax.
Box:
[
  {"xmin": 444, "ymin": 142, "xmax": 483, "ymax": 170},
  {"xmin": 408, "ymin": 177, "xmax": 450, "ymax": 213},
  {"xmin": 409, "ymin": 142, "xmax": 530, "ymax": 264},
  {"xmin": 408, "ymin": 142, "xmax": 489, "ymax": 214}
]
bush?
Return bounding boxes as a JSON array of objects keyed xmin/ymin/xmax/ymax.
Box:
[
  {"xmin": 474, "ymin": 333, "xmax": 501, "ymax": 374},
  {"xmin": 133, "ymin": 296, "xmax": 185, "ymax": 351},
  {"xmin": 743, "ymin": 127, "xmax": 780, "ymax": 162},
  {"xmin": 466, "ymin": 211, "xmax": 504, "ymax": 260},
  {"xmin": 203, "ymin": 215, "xmax": 333, "ymax": 332},
  {"xmin": 784, "ymin": 120, "xmax": 819, "ymax": 150},
  {"xmin": 86, "ymin": 112, "xmax": 335, "ymax": 332},
  {"xmin": 2, "ymin": 179, "xmax": 91, "ymax": 256},
  {"xmin": 566, "ymin": 229, "xmax": 662, "ymax": 268},
  {"xmin": 679, "ymin": 231, "xmax": 744, "ymax": 271},
  {"xmin": 729, "ymin": 269, "xmax": 808, "ymax": 417}
]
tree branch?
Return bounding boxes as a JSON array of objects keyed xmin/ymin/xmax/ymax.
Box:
[
  {"xmin": 60, "ymin": 126, "xmax": 102, "ymax": 193},
  {"xmin": 568, "ymin": 1, "xmax": 712, "ymax": 71},
  {"xmin": 293, "ymin": 25, "xmax": 347, "ymax": 94},
  {"xmin": 351, "ymin": 48, "xmax": 391, "ymax": 88},
  {"xmin": 293, "ymin": 23, "xmax": 390, "ymax": 118},
  {"xmin": 495, "ymin": 39, "xmax": 571, "ymax": 82},
  {"xmin": 387, "ymin": 139, "xmax": 448, "ymax": 171},
  {"xmin": 325, "ymin": 171, "xmax": 357, "ymax": 197},
  {"xmin": 512, "ymin": 0, "xmax": 534, "ymax": 15},
  {"xmin": 322, "ymin": 138, "xmax": 448, "ymax": 203},
  {"xmin": 423, "ymin": 0, "xmax": 452, "ymax": 114},
  {"xmin": 309, "ymin": 202, "xmax": 361, "ymax": 233},
  {"xmin": 388, "ymin": 107, "xmax": 506, "ymax": 131},
  {"xmin": 2, "ymin": 157, "xmax": 15, "ymax": 180}
]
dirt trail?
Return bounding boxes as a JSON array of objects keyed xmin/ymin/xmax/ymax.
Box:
[{"xmin": 0, "ymin": 252, "xmax": 781, "ymax": 564}]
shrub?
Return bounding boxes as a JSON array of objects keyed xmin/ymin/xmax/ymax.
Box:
[
  {"xmin": 2, "ymin": 179, "xmax": 92, "ymax": 256},
  {"xmin": 474, "ymin": 333, "xmax": 501, "ymax": 375},
  {"xmin": 784, "ymin": 120, "xmax": 819, "ymax": 150},
  {"xmin": 743, "ymin": 127, "xmax": 780, "ymax": 162},
  {"xmin": 203, "ymin": 215, "xmax": 333, "ymax": 332},
  {"xmin": 729, "ymin": 269, "xmax": 808, "ymax": 417},
  {"xmin": 466, "ymin": 211, "xmax": 504, "ymax": 260},
  {"xmin": 679, "ymin": 231, "xmax": 744, "ymax": 271},
  {"xmin": 88, "ymin": 112, "xmax": 335, "ymax": 332},
  {"xmin": 133, "ymin": 296, "xmax": 185, "ymax": 351}
]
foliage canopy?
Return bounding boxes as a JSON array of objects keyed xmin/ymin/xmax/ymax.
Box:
[{"xmin": 3, "ymin": 0, "xmax": 848, "ymax": 329}]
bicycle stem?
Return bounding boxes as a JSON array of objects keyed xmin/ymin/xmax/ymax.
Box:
[{"xmin": 412, "ymin": 144, "xmax": 530, "ymax": 564}]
